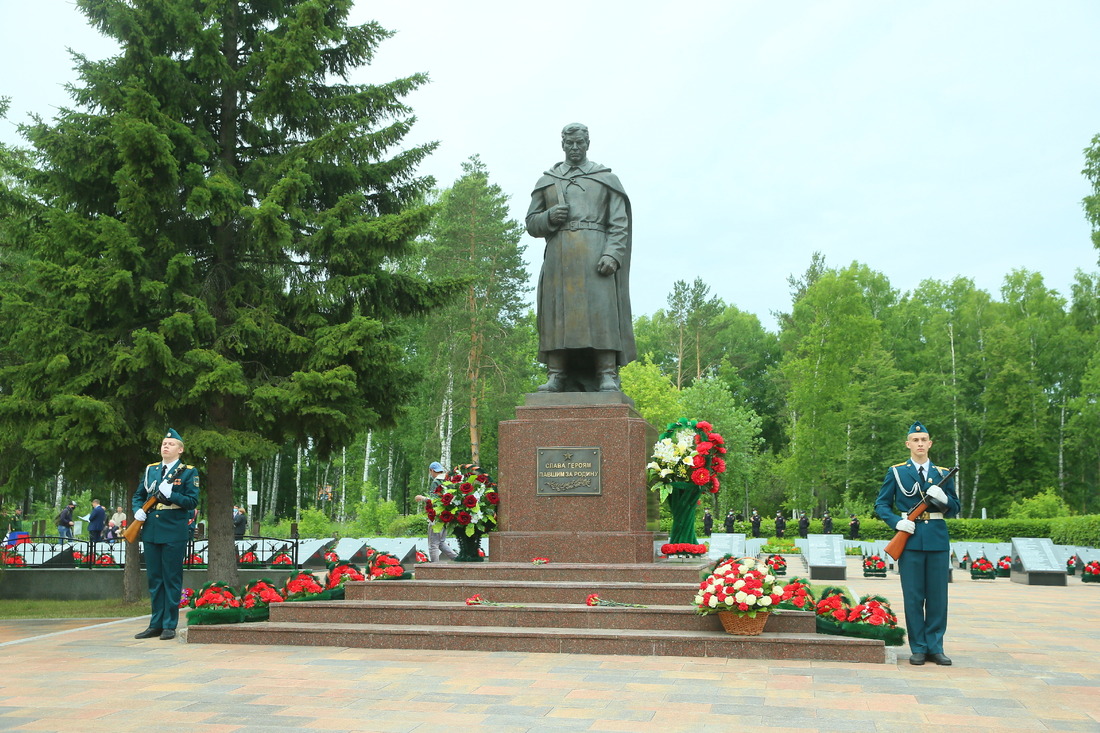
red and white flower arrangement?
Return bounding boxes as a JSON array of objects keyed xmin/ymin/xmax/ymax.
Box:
[
  {"xmin": 323, "ymin": 551, "xmax": 340, "ymax": 564},
  {"xmin": 193, "ymin": 582, "xmax": 240, "ymax": 609},
  {"xmin": 1082, "ymin": 560, "xmax": 1100, "ymax": 583},
  {"xmin": 845, "ymin": 596, "xmax": 898, "ymax": 627},
  {"xmin": 765, "ymin": 554, "xmax": 787, "ymax": 574},
  {"xmin": 863, "ymin": 555, "xmax": 887, "ymax": 572},
  {"xmin": 694, "ymin": 556, "xmax": 781, "ymax": 618},
  {"xmin": 777, "ymin": 578, "xmax": 815, "ymax": 610},
  {"xmin": 815, "ymin": 590, "xmax": 851, "ymax": 622},
  {"xmin": 369, "ymin": 553, "xmax": 405, "ymax": 580},
  {"xmin": 531, "ymin": 557, "xmax": 550, "ymax": 565},
  {"xmin": 426, "ymin": 466, "xmax": 500, "ymax": 538},
  {"xmin": 646, "ymin": 418, "xmax": 727, "ymax": 501},
  {"xmin": 327, "ymin": 563, "xmax": 366, "ymax": 589},
  {"xmin": 1, "ymin": 549, "xmax": 25, "ymax": 566},
  {"xmin": 997, "ymin": 555, "xmax": 1012, "ymax": 571}
]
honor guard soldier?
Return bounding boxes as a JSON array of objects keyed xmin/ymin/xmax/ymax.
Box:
[
  {"xmin": 133, "ymin": 429, "xmax": 200, "ymax": 640},
  {"xmin": 875, "ymin": 421, "xmax": 959, "ymax": 666}
]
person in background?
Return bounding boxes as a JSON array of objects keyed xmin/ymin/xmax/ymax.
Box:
[
  {"xmin": 104, "ymin": 520, "xmax": 119, "ymax": 544},
  {"xmin": 414, "ymin": 462, "xmax": 457, "ymax": 562},
  {"xmin": 110, "ymin": 505, "xmax": 127, "ymax": 529},
  {"xmin": 849, "ymin": 514, "xmax": 861, "ymax": 540},
  {"xmin": 797, "ymin": 512, "xmax": 809, "ymax": 539},
  {"xmin": 723, "ymin": 511, "xmax": 735, "ymax": 534},
  {"xmin": 750, "ymin": 509, "xmax": 761, "ymax": 538},
  {"xmin": 233, "ymin": 506, "xmax": 247, "ymax": 540},
  {"xmin": 132, "ymin": 428, "xmax": 200, "ymax": 641},
  {"xmin": 774, "ymin": 511, "xmax": 787, "ymax": 539},
  {"xmin": 702, "ymin": 509, "xmax": 713, "ymax": 536},
  {"xmin": 823, "ymin": 511, "xmax": 833, "ymax": 534},
  {"xmin": 56, "ymin": 501, "xmax": 76, "ymax": 544},
  {"xmin": 88, "ymin": 499, "xmax": 107, "ymax": 543}
]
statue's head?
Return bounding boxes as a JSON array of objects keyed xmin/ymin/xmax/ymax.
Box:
[{"xmin": 561, "ymin": 123, "xmax": 589, "ymax": 165}]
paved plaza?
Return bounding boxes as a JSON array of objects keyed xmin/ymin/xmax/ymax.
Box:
[{"xmin": 1, "ymin": 559, "xmax": 1098, "ymax": 732}]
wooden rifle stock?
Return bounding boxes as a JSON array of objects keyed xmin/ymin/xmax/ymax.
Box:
[
  {"xmin": 122, "ymin": 493, "xmax": 161, "ymax": 544},
  {"xmin": 883, "ymin": 466, "xmax": 959, "ymax": 561}
]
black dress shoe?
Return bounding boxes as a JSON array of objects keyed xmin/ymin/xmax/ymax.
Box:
[
  {"xmin": 134, "ymin": 627, "xmax": 163, "ymax": 639},
  {"xmin": 928, "ymin": 652, "xmax": 952, "ymax": 666},
  {"xmin": 160, "ymin": 629, "xmax": 176, "ymax": 640},
  {"xmin": 909, "ymin": 653, "xmax": 927, "ymax": 665}
]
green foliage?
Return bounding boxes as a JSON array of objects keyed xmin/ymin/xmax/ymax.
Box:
[
  {"xmin": 385, "ymin": 514, "xmax": 427, "ymax": 538},
  {"xmin": 298, "ymin": 508, "xmax": 335, "ymax": 539},
  {"xmin": 1050, "ymin": 515, "xmax": 1100, "ymax": 546},
  {"xmin": 1007, "ymin": 488, "xmax": 1072, "ymax": 519}
]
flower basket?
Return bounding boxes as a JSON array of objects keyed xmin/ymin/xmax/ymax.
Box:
[
  {"xmin": 996, "ymin": 556, "xmax": 1011, "ymax": 577},
  {"xmin": 1082, "ymin": 561, "xmax": 1100, "ymax": 583},
  {"xmin": 428, "ymin": 464, "xmax": 499, "ymax": 551},
  {"xmin": 694, "ymin": 556, "xmax": 781, "ymax": 620},
  {"xmin": 765, "ymin": 554, "xmax": 787, "ymax": 576},
  {"xmin": 717, "ymin": 609, "xmax": 769, "ymax": 635},
  {"xmin": 647, "ymin": 418, "xmax": 728, "ymax": 545}
]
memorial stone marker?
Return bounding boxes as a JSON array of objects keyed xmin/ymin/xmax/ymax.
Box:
[
  {"xmin": 804, "ymin": 533, "xmax": 847, "ymax": 580},
  {"xmin": 1010, "ymin": 537, "xmax": 1067, "ymax": 586},
  {"xmin": 706, "ymin": 533, "xmax": 746, "ymax": 559}
]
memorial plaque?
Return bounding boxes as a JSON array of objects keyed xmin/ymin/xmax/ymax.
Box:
[
  {"xmin": 1010, "ymin": 537, "xmax": 1067, "ymax": 586},
  {"xmin": 536, "ymin": 448, "xmax": 601, "ymax": 496},
  {"xmin": 706, "ymin": 533, "xmax": 746, "ymax": 559},
  {"xmin": 805, "ymin": 533, "xmax": 846, "ymax": 580}
]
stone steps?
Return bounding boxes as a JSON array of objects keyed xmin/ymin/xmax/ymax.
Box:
[
  {"xmin": 187, "ymin": 620, "xmax": 884, "ymax": 662},
  {"xmin": 186, "ymin": 561, "xmax": 887, "ymax": 663},
  {"xmin": 270, "ymin": 598, "xmax": 817, "ymax": 634}
]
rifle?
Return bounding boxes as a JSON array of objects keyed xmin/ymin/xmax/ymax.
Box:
[
  {"xmin": 883, "ymin": 466, "xmax": 959, "ymax": 561},
  {"xmin": 122, "ymin": 492, "xmax": 160, "ymax": 544}
]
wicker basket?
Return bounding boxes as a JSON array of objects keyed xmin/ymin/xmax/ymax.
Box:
[{"xmin": 716, "ymin": 610, "xmax": 769, "ymax": 636}]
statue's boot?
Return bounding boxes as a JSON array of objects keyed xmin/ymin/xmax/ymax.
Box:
[
  {"xmin": 595, "ymin": 350, "xmax": 619, "ymax": 392},
  {"xmin": 537, "ymin": 350, "xmax": 567, "ymax": 392}
]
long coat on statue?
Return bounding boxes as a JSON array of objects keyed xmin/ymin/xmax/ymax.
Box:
[{"xmin": 526, "ymin": 160, "xmax": 636, "ymax": 366}]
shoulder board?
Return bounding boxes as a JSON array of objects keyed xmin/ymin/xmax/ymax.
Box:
[
  {"xmin": 891, "ymin": 462, "xmax": 907, "ymax": 468},
  {"xmin": 185, "ymin": 465, "xmax": 195, "ymax": 470},
  {"xmin": 146, "ymin": 462, "xmax": 159, "ymax": 467},
  {"xmin": 935, "ymin": 466, "xmax": 949, "ymax": 472}
]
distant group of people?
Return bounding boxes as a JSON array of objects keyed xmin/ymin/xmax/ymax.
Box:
[{"xmin": 701, "ymin": 508, "xmax": 862, "ymax": 540}]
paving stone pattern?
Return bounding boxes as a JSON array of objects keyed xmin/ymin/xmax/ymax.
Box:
[{"xmin": 0, "ymin": 557, "xmax": 1097, "ymax": 732}]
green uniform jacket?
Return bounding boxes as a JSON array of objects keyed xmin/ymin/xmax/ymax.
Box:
[
  {"xmin": 874, "ymin": 460, "xmax": 959, "ymax": 551},
  {"xmin": 133, "ymin": 461, "xmax": 200, "ymax": 544}
]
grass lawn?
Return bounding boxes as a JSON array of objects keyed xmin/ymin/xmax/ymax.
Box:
[{"xmin": 0, "ymin": 599, "xmax": 149, "ymax": 619}]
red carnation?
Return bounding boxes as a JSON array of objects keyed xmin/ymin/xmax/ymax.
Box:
[
  {"xmin": 696, "ymin": 441, "xmax": 713, "ymax": 456},
  {"xmin": 710, "ymin": 476, "xmax": 720, "ymax": 493},
  {"xmin": 463, "ymin": 494, "xmax": 478, "ymax": 508},
  {"xmin": 695, "ymin": 421, "xmax": 712, "ymax": 432},
  {"xmin": 691, "ymin": 467, "xmax": 711, "ymax": 486},
  {"xmin": 485, "ymin": 491, "xmax": 499, "ymax": 505},
  {"xmin": 693, "ymin": 455, "xmax": 706, "ymax": 468},
  {"xmin": 707, "ymin": 432, "xmax": 724, "ymax": 445},
  {"xmin": 711, "ymin": 457, "xmax": 726, "ymax": 474}
]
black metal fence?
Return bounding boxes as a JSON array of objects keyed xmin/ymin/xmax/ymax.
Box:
[{"xmin": 1, "ymin": 535, "xmax": 300, "ymax": 569}]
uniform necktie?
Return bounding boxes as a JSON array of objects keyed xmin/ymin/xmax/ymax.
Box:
[{"xmin": 918, "ymin": 466, "xmax": 926, "ymax": 483}]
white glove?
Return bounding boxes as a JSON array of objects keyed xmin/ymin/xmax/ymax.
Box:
[
  {"xmin": 895, "ymin": 519, "xmax": 916, "ymax": 534},
  {"xmin": 158, "ymin": 480, "xmax": 173, "ymax": 498},
  {"xmin": 926, "ymin": 485, "xmax": 948, "ymax": 505},
  {"xmin": 134, "ymin": 508, "xmax": 147, "ymax": 522}
]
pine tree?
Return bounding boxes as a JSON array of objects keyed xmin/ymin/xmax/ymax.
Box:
[{"xmin": 0, "ymin": 0, "xmax": 458, "ymax": 591}]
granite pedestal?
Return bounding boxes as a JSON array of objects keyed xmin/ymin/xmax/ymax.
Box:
[{"xmin": 489, "ymin": 393, "xmax": 660, "ymax": 564}]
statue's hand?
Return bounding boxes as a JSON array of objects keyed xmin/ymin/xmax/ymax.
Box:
[
  {"xmin": 596, "ymin": 255, "xmax": 619, "ymax": 276},
  {"xmin": 548, "ymin": 204, "xmax": 569, "ymax": 226}
]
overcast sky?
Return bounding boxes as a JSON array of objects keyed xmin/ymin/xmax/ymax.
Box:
[{"xmin": 3, "ymin": 1, "xmax": 1099, "ymax": 331}]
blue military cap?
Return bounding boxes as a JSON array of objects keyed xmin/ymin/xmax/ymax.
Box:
[
  {"xmin": 165, "ymin": 428, "xmax": 184, "ymax": 443},
  {"xmin": 907, "ymin": 421, "xmax": 929, "ymax": 436}
]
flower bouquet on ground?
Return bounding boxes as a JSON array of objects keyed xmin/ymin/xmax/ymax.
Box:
[
  {"xmin": 586, "ymin": 593, "xmax": 647, "ymax": 608},
  {"xmin": 416, "ymin": 550, "xmax": 429, "ymax": 564},
  {"xmin": 661, "ymin": 543, "xmax": 708, "ymax": 560},
  {"xmin": 694, "ymin": 556, "xmax": 780, "ymax": 635},
  {"xmin": 863, "ymin": 554, "xmax": 887, "ymax": 577},
  {"xmin": 283, "ymin": 571, "xmax": 325, "ymax": 602},
  {"xmin": 970, "ymin": 556, "xmax": 996, "ymax": 580},
  {"xmin": 187, "ymin": 581, "xmax": 243, "ymax": 625},
  {"xmin": 647, "ymin": 418, "xmax": 727, "ymax": 545},
  {"xmin": 1082, "ymin": 560, "xmax": 1100, "ymax": 583},
  {"xmin": 776, "ymin": 578, "xmax": 815, "ymax": 611},
  {"xmin": 531, "ymin": 557, "xmax": 550, "ymax": 565},
  {"xmin": 817, "ymin": 593, "xmax": 906, "ymax": 646},
  {"xmin": 269, "ymin": 552, "xmax": 294, "ymax": 569},
  {"xmin": 1066, "ymin": 556, "xmax": 1077, "ymax": 576},
  {"xmin": 323, "ymin": 550, "xmax": 340, "ymax": 564},
  {"xmin": 238, "ymin": 550, "xmax": 264, "ymax": 568},
  {"xmin": 178, "ymin": 588, "xmax": 194, "ymax": 608},
  {"xmin": 369, "ymin": 552, "xmax": 410, "ymax": 580},
  {"xmin": 765, "ymin": 554, "xmax": 787, "ymax": 576},
  {"xmin": 94, "ymin": 553, "xmax": 118, "ymax": 567},
  {"xmin": 241, "ymin": 579, "xmax": 284, "ymax": 622},
  {"xmin": 958, "ymin": 552, "xmax": 970, "ymax": 570},
  {"xmin": 467, "ymin": 594, "xmax": 525, "ymax": 608},
  {"xmin": 428, "ymin": 464, "xmax": 499, "ymax": 562},
  {"xmin": 183, "ymin": 553, "xmax": 207, "ymax": 569},
  {"xmin": 814, "ymin": 587, "xmax": 852, "ymax": 628},
  {"xmin": 996, "ymin": 555, "xmax": 1012, "ymax": 577},
  {"xmin": 325, "ymin": 562, "xmax": 366, "ymax": 599},
  {"xmin": 1, "ymin": 548, "xmax": 26, "ymax": 566}
]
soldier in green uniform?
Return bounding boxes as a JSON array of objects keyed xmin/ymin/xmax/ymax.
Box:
[
  {"xmin": 875, "ymin": 421, "xmax": 959, "ymax": 666},
  {"xmin": 132, "ymin": 429, "xmax": 200, "ymax": 640}
]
